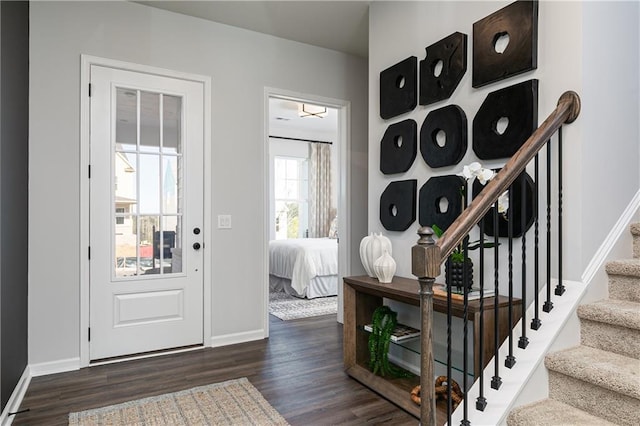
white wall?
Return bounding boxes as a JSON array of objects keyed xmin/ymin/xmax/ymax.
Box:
[
  {"xmin": 369, "ymin": 1, "xmax": 638, "ymax": 286},
  {"xmin": 29, "ymin": 1, "xmax": 367, "ymax": 365},
  {"xmin": 580, "ymin": 1, "xmax": 640, "ymax": 272}
]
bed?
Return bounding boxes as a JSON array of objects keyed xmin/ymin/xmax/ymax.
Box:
[{"xmin": 268, "ymin": 238, "xmax": 338, "ymax": 299}]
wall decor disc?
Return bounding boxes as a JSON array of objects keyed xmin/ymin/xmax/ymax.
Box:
[
  {"xmin": 419, "ymin": 32, "xmax": 467, "ymax": 106},
  {"xmin": 420, "ymin": 105, "xmax": 467, "ymax": 168},
  {"xmin": 380, "ymin": 180, "xmax": 417, "ymax": 232},
  {"xmin": 380, "ymin": 119, "xmax": 417, "ymax": 175},
  {"xmin": 418, "ymin": 175, "xmax": 465, "ymax": 231},
  {"xmin": 473, "ymin": 170, "xmax": 535, "ymax": 238},
  {"xmin": 472, "ymin": 0, "xmax": 539, "ymax": 88},
  {"xmin": 380, "ymin": 56, "xmax": 418, "ymax": 120},
  {"xmin": 473, "ymin": 79, "xmax": 538, "ymax": 160}
]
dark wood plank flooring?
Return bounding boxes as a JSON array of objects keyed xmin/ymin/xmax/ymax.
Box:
[{"xmin": 13, "ymin": 314, "xmax": 422, "ymax": 425}]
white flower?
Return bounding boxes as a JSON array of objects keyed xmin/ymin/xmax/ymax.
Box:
[
  {"xmin": 458, "ymin": 161, "xmax": 494, "ymax": 184},
  {"xmin": 457, "ymin": 161, "xmax": 509, "ymax": 214},
  {"xmin": 458, "ymin": 162, "xmax": 482, "ymax": 180},
  {"xmin": 497, "ymin": 191, "xmax": 509, "ymax": 214},
  {"xmin": 477, "ymin": 168, "xmax": 495, "ymax": 185}
]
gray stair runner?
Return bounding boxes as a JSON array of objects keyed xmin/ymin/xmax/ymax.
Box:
[{"xmin": 508, "ymin": 223, "xmax": 640, "ymax": 426}]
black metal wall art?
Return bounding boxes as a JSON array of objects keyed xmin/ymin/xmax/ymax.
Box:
[
  {"xmin": 380, "ymin": 119, "xmax": 417, "ymax": 175},
  {"xmin": 473, "ymin": 170, "xmax": 535, "ymax": 237},
  {"xmin": 420, "ymin": 105, "xmax": 467, "ymax": 168},
  {"xmin": 380, "ymin": 180, "xmax": 417, "ymax": 231},
  {"xmin": 418, "ymin": 175, "xmax": 465, "ymax": 231},
  {"xmin": 380, "ymin": 56, "xmax": 418, "ymax": 119},
  {"xmin": 473, "ymin": 0, "xmax": 538, "ymax": 87},
  {"xmin": 473, "ymin": 79, "xmax": 538, "ymax": 160},
  {"xmin": 419, "ymin": 32, "xmax": 467, "ymax": 106}
]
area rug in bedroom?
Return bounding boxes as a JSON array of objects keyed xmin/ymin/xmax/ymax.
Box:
[
  {"xmin": 269, "ymin": 291, "xmax": 337, "ymax": 320},
  {"xmin": 68, "ymin": 377, "xmax": 289, "ymax": 425}
]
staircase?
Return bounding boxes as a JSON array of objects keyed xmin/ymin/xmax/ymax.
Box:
[{"xmin": 507, "ymin": 224, "xmax": 640, "ymax": 425}]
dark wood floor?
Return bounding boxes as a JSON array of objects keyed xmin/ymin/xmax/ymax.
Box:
[{"xmin": 13, "ymin": 314, "xmax": 420, "ymax": 425}]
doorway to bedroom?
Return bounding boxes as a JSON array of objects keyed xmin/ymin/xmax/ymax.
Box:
[{"xmin": 266, "ymin": 94, "xmax": 342, "ymax": 322}]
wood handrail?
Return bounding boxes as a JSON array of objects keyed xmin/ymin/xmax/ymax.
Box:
[{"xmin": 437, "ymin": 91, "xmax": 581, "ymax": 262}]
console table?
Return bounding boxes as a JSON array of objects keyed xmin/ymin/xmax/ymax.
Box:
[{"xmin": 343, "ymin": 275, "xmax": 522, "ymax": 418}]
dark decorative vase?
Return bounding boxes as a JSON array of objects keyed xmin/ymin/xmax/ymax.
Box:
[{"xmin": 446, "ymin": 258, "xmax": 473, "ymax": 291}]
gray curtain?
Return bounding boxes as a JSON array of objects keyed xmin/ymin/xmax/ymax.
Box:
[{"xmin": 309, "ymin": 143, "xmax": 332, "ymax": 237}]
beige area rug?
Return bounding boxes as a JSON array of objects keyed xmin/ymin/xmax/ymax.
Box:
[
  {"xmin": 68, "ymin": 377, "xmax": 289, "ymax": 425},
  {"xmin": 269, "ymin": 291, "xmax": 337, "ymax": 320}
]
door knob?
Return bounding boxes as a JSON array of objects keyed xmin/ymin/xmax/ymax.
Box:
[{"xmin": 193, "ymin": 242, "xmax": 201, "ymax": 250}]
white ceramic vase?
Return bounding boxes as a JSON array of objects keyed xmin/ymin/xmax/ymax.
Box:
[
  {"xmin": 359, "ymin": 233, "xmax": 392, "ymax": 278},
  {"xmin": 373, "ymin": 250, "xmax": 396, "ymax": 283}
]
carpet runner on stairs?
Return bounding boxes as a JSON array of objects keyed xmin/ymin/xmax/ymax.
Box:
[{"xmin": 508, "ymin": 223, "xmax": 640, "ymax": 426}]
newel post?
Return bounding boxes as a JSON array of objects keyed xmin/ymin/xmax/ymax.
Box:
[{"xmin": 412, "ymin": 226, "xmax": 441, "ymax": 425}]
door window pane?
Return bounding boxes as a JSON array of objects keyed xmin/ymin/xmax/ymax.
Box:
[
  {"xmin": 139, "ymin": 154, "xmax": 160, "ymax": 214},
  {"xmin": 163, "ymin": 156, "xmax": 180, "ymax": 215},
  {"xmin": 116, "ymin": 88, "xmax": 137, "ymax": 152},
  {"xmin": 114, "ymin": 215, "xmax": 143, "ymax": 277},
  {"xmin": 163, "ymin": 216, "xmax": 182, "ymax": 274},
  {"xmin": 140, "ymin": 91, "xmax": 161, "ymax": 153},
  {"xmin": 139, "ymin": 215, "xmax": 159, "ymax": 275},
  {"xmin": 163, "ymin": 95, "xmax": 182, "ymax": 154},
  {"xmin": 114, "ymin": 152, "xmax": 137, "ymax": 214}
]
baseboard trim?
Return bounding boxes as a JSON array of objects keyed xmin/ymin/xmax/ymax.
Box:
[
  {"xmin": 582, "ymin": 191, "xmax": 640, "ymax": 285},
  {"xmin": 0, "ymin": 366, "xmax": 31, "ymax": 426},
  {"xmin": 582, "ymin": 189, "xmax": 640, "ymax": 285},
  {"xmin": 210, "ymin": 329, "xmax": 266, "ymax": 348},
  {"xmin": 29, "ymin": 357, "xmax": 80, "ymax": 377}
]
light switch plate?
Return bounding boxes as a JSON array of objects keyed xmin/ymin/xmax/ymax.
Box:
[{"xmin": 218, "ymin": 214, "xmax": 232, "ymax": 229}]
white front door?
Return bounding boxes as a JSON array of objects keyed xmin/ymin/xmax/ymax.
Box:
[{"xmin": 89, "ymin": 65, "xmax": 204, "ymax": 360}]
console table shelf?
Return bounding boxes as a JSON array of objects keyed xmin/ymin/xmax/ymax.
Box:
[{"xmin": 343, "ymin": 275, "xmax": 522, "ymax": 419}]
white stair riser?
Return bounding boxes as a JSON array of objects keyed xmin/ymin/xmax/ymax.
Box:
[
  {"xmin": 580, "ymin": 319, "xmax": 640, "ymax": 359},
  {"xmin": 549, "ymin": 372, "xmax": 640, "ymax": 426},
  {"xmin": 608, "ymin": 274, "xmax": 640, "ymax": 302},
  {"xmin": 631, "ymin": 223, "xmax": 640, "ymax": 259},
  {"xmin": 507, "ymin": 400, "xmax": 617, "ymax": 426}
]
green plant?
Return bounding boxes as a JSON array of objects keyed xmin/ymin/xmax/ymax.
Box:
[
  {"xmin": 368, "ymin": 306, "xmax": 413, "ymax": 378},
  {"xmin": 432, "ymin": 223, "xmax": 497, "ymax": 263}
]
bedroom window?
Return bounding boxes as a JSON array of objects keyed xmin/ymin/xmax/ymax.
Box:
[{"xmin": 274, "ymin": 156, "xmax": 308, "ymax": 239}]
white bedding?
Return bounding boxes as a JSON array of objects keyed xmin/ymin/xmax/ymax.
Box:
[{"xmin": 268, "ymin": 238, "xmax": 338, "ymax": 298}]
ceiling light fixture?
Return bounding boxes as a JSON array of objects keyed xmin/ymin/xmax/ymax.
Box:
[{"xmin": 298, "ymin": 103, "xmax": 328, "ymax": 118}]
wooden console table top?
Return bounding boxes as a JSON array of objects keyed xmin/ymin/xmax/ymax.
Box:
[{"xmin": 343, "ymin": 275, "xmax": 519, "ymax": 320}]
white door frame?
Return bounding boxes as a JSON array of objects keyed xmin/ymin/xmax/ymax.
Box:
[
  {"xmin": 263, "ymin": 87, "xmax": 352, "ymax": 334},
  {"xmin": 80, "ymin": 55, "xmax": 212, "ymax": 366}
]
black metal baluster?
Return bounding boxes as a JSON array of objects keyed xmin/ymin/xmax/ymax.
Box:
[
  {"xmin": 461, "ymin": 235, "xmax": 470, "ymax": 426},
  {"xmin": 543, "ymin": 141, "xmax": 554, "ymax": 313},
  {"xmin": 476, "ymin": 218, "xmax": 487, "ymax": 411},
  {"xmin": 532, "ymin": 153, "xmax": 542, "ymax": 330},
  {"xmin": 447, "ymin": 256, "xmax": 453, "ymax": 423},
  {"xmin": 519, "ymin": 172, "xmax": 529, "ymax": 349},
  {"xmin": 491, "ymin": 207, "xmax": 502, "ymax": 389},
  {"xmin": 555, "ymin": 127, "xmax": 565, "ymax": 296},
  {"xmin": 505, "ymin": 185, "xmax": 516, "ymax": 368}
]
